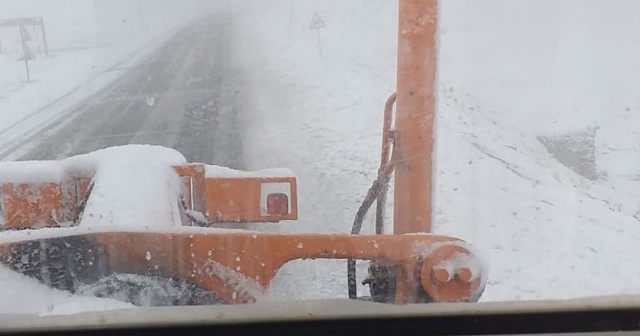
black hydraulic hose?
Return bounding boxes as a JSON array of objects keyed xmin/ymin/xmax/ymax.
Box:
[
  {"xmin": 348, "ymin": 93, "xmax": 397, "ymax": 300},
  {"xmin": 374, "ymin": 183, "xmax": 389, "ymax": 235},
  {"xmin": 347, "ymin": 164, "xmax": 394, "ymax": 299}
]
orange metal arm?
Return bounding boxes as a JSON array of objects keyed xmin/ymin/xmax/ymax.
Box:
[
  {"xmin": 0, "ymin": 231, "xmax": 486, "ymax": 305},
  {"xmin": 93, "ymin": 232, "xmax": 484, "ymax": 304}
]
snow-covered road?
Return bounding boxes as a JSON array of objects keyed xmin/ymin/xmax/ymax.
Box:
[{"xmin": 12, "ymin": 15, "xmax": 243, "ymax": 167}]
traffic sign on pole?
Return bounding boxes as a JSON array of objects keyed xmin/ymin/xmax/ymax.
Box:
[
  {"xmin": 309, "ymin": 12, "xmax": 325, "ymax": 29},
  {"xmin": 309, "ymin": 12, "xmax": 326, "ymax": 58},
  {"xmin": 18, "ymin": 24, "xmax": 31, "ymax": 81}
]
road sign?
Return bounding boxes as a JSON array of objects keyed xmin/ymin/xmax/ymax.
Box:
[{"xmin": 309, "ymin": 12, "xmax": 325, "ymax": 29}]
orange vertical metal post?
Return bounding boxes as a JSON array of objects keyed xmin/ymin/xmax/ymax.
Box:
[{"xmin": 394, "ymin": 0, "xmax": 438, "ymax": 234}]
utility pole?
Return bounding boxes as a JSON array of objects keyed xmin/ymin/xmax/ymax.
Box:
[
  {"xmin": 309, "ymin": 13, "xmax": 325, "ymax": 59},
  {"xmin": 39, "ymin": 17, "xmax": 49, "ymax": 56}
]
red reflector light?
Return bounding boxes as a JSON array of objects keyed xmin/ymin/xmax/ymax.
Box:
[{"xmin": 267, "ymin": 193, "xmax": 288, "ymax": 216}]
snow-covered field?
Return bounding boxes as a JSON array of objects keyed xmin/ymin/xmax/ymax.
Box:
[
  {"xmin": 0, "ymin": 0, "xmax": 638, "ymax": 316},
  {"xmin": 231, "ymin": 0, "xmax": 640, "ymax": 302}
]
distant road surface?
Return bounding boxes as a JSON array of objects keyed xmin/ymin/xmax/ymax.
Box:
[{"xmin": 19, "ymin": 14, "xmax": 244, "ymax": 169}]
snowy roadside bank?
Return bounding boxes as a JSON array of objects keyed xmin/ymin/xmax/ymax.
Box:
[{"xmin": 228, "ymin": 0, "xmax": 640, "ymax": 302}]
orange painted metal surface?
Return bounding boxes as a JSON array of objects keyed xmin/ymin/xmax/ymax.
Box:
[
  {"xmin": 1, "ymin": 176, "xmax": 93, "ymax": 229},
  {"xmin": 420, "ymin": 244, "xmax": 483, "ymax": 302},
  {"xmin": 204, "ymin": 176, "xmax": 297, "ymax": 223},
  {"xmin": 174, "ymin": 163, "xmax": 298, "ymax": 223},
  {"xmin": 1, "ymin": 164, "xmax": 297, "ymax": 228},
  {"xmin": 394, "ymin": 0, "xmax": 438, "ymax": 234},
  {"xmin": 93, "ymin": 231, "xmax": 483, "ymax": 304},
  {"xmin": 2, "ymin": 183, "xmax": 63, "ymax": 229},
  {"xmin": 174, "ymin": 164, "xmax": 206, "ymax": 213},
  {"xmin": 0, "ymin": 158, "xmax": 484, "ymax": 305}
]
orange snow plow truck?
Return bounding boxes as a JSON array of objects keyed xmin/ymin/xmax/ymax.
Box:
[{"xmin": 0, "ymin": 0, "xmax": 487, "ymax": 306}]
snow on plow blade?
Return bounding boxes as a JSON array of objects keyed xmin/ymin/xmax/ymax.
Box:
[
  {"xmin": 0, "ymin": 232, "xmax": 486, "ymax": 304},
  {"xmin": 0, "ymin": 146, "xmax": 486, "ymax": 305},
  {"xmin": 0, "ymin": 160, "xmax": 297, "ymax": 229}
]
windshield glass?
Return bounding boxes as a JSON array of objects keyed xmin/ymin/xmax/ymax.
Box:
[{"xmin": 0, "ymin": 0, "xmax": 638, "ymax": 318}]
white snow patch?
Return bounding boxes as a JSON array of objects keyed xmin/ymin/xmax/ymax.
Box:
[
  {"xmin": 0, "ymin": 226, "xmax": 258, "ymax": 245},
  {"xmin": 205, "ymin": 165, "xmax": 295, "ymax": 179},
  {"xmin": 73, "ymin": 146, "xmax": 186, "ymax": 230},
  {"xmin": 0, "ymin": 265, "xmax": 133, "ymax": 316},
  {"xmin": 0, "ymin": 161, "xmax": 66, "ymax": 184},
  {"xmin": 185, "ymin": 209, "xmax": 207, "ymax": 223}
]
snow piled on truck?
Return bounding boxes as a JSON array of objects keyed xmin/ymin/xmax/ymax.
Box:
[
  {"xmin": 72, "ymin": 145, "xmax": 187, "ymax": 230},
  {"xmin": 0, "ymin": 145, "xmax": 187, "ymax": 231}
]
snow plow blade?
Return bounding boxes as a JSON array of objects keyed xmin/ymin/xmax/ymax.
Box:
[
  {"xmin": 0, "ymin": 162, "xmax": 297, "ymax": 230},
  {"xmin": 0, "ymin": 146, "xmax": 486, "ymax": 305},
  {"xmin": 0, "ymin": 231, "xmax": 486, "ymax": 305}
]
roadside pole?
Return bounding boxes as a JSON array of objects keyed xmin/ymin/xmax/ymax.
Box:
[
  {"xmin": 39, "ymin": 17, "xmax": 49, "ymax": 57},
  {"xmin": 309, "ymin": 12, "xmax": 325, "ymax": 59},
  {"xmin": 19, "ymin": 24, "xmax": 31, "ymax": 82}
]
